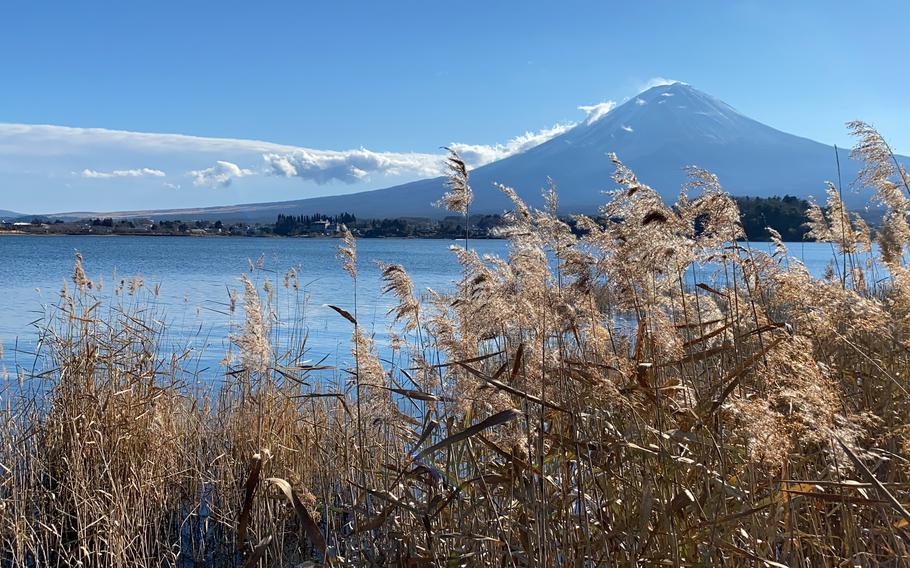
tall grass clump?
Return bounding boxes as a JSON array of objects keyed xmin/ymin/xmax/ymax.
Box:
[{"xmin": 2, "ymin": 123, "xmax": 910, "ymax": 566}]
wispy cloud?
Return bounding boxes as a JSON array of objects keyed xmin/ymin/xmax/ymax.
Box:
[
  {"xmin": 81, "ymin": 167, "xmax": 165, "ymax": 179},
  {"xmin": 1, "ymin": 123, "xmax": 299, "ymax": 156},
  {"xmin": 447, "ymin": 123, "xmax": 573, "ymax": 168},
  {"xmin": 190, "ymin": 161, "xmax": 253, "ymax": 188},
  {"xmin": 578, "ymin": 100, "xmax": 617, "ymax": 124},
  {"xmin": 639, "ymin": 76, "xmax": 684, "ymax": 92}
]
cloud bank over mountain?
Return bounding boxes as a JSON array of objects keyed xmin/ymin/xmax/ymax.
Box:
[
  {"xmin": 0, "ymin": 118, "xmax": 588, "ymax": 212},
  {"xmin": 0, "ymin": 77, "xmax": 681, "ymax": 213}
]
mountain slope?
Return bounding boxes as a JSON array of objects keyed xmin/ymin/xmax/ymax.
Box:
[
  {"xmin": 372, "ymin": 82, "xmax": 894, "ymax": 214},
  {"xmin": 47, "ymin": 83, "xmax": 904, "ymax": 221}
]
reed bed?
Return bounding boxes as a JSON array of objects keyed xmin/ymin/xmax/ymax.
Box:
[{"xmin": 2, "ymin": 123, "xmax": 910, "ymax": 566}]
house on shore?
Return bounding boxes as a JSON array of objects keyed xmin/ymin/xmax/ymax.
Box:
[{"xmin": 307, "ymin": 219, "xmax": 338, "ymax": 236}]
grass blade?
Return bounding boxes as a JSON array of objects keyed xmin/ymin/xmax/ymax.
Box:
[
  {"xmin": 418, "ymin": 408, "xmax": 521, "ymax": 459},
  {"xmin": 266, "ymin": 477, "xmax": 329, "ymax": 560}
]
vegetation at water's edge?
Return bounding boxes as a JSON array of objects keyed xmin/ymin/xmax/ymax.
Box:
[
  {"xmin": 3, "ymin": 121, "xmax": 910, "ymax": 566},
  {"xmin": 735, "ymin": 195, "xmax": 813, "ymax": 241},
  {"xmin": 0, "ymin": 212, "xmax": 509, "ymax": 239},
  {"xmin": 3, "ymin": 196, "xmax": 818, "ymax": 241}
]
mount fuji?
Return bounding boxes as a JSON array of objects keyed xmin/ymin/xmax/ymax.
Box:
[
  {"xmin": 46, "ymin": 83, "xmax": 906, "ymax": 221},
  {"xmin": 296, "ymin": 82, "xmax": 894, "ymax": 217}
]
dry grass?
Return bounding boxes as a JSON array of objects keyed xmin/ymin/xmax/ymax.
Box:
[{"xmin": 3, "ymin": 124, "xmax": 910, "ymax": 566}]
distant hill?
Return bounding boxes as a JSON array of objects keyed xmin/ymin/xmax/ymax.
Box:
[
  {"xmin": 0, "ymin": 209, "xmax": 22, "ymax": 220},
  {"xmin": 38, "ymin": 83, "xmax": 909, "ymax": 222}
]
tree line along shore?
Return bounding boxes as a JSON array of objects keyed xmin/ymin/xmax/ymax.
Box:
[{"xmin": 0, "ymin": 195, "xmax": 825, "ymax": 241}]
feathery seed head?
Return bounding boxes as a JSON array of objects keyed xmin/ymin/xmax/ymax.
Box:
[
  {"xmin": 337, "ymin": 224, "xmax": 358, "ymax": 279},
  {"xmin": 436, "ymin": 147, "xmax": 473, "ymax": 215}
]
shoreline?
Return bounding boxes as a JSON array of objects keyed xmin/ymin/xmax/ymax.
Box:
[
  {"xmin": 0, "ymin": 232, "xmax": 794, "ymax": 243},
  {"xmin": 0, "ymin": 231, "xmax": 507, "ymax": 240}
]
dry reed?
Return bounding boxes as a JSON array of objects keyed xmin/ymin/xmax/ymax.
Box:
[{"xmin": 2, "ymin": 124, "xmax": 910, "ymax": 566}]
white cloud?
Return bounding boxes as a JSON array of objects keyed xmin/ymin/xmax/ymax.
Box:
[
  {"xmin": 189, "ymin": 161, "xmax": 253, "ymax": 188},
  {"xmin": 263, "ymin": 149, "xmax": 441, "ymax": 184},
  {"xmin": 621, "ymin": 125, "xmax": 634, "ymax": 132},
  {"xmin": 577, "ymin": 100, "xmax": 617, "ymax": 124},
  {"xmin": 447, "ymin": 123, "xmax": 573, "ymax": 168},
  {"xmin": 81, "ymin": 167, "xmax": 165, "ymax": 179},
  {"xmin": 634, "ymin": 98, "xmax": 646, "ymax": 106}
]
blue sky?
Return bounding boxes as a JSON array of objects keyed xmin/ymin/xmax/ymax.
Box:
[{"xmin": 0, "ymin": 1, "xmax": 907, "ymax": 213}]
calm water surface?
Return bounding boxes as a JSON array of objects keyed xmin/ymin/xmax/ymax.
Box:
[{"xmin": 0, "ymin": 235, "xmax": 846, "ymax": 379}]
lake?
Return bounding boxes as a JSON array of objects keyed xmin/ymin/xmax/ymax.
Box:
[{"xmin": 0, "ymin": 235, "xmax": 847, "ymax": 380}]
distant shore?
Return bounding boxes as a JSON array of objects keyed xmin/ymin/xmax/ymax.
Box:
[
  {"xmin": 0, "ymin": 195, "xmax": 823, "ymax": 242},
  {"xmin": 0, "ymin": 230, "xmax": 505, "ymax": 240}
]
